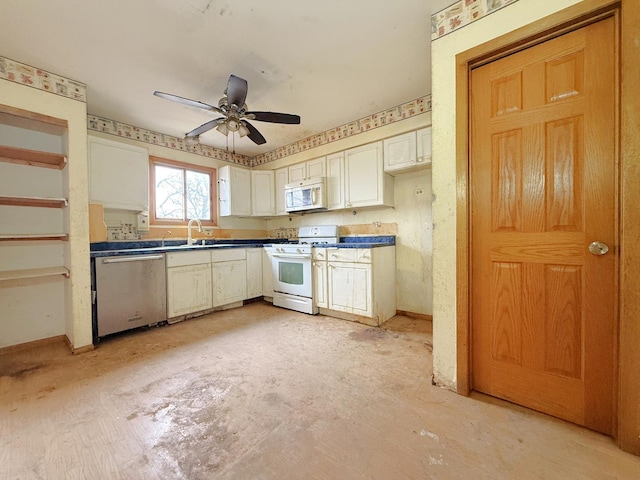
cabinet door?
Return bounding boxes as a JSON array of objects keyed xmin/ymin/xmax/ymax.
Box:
[
  {"xmin": 383, "ymin": 131, "xmax": 417, "ymax": 173},
  {"xmin": 326, "ymin": 152, "xmax": 345, "ymax": 210},
  {"xmin": 313, "ymin": 260, "xmax": 328, "ymax": 308},
  {"xmin": 288, "ymin": 163, "xmax": 306, "ymax": 183},
  {"xmin": 262, "ymin": 248, "xmax": 274, "ymax": 297},
  {"xmin": 274, "ymin": 167, "xmax": 288, "ymax": 216},
  {"xmin": 416, "ymin": 126, "xmax": 432, "ymax": 166},
  {"xmin": 219, "ymin": 166, "xmax": 251, "ymax": 217},
  {"xmin": 89, "ymin": 136, "xmax": 149, "ymax": 211},
  {"xmin": 306, "ymin": 157, "xmax": 326, "ymax": 179},
  {"xmin": 327, "ymin": 262, "xmax": 372, "ymax": 316},
  {"xmin": 251, "ymin": 170, "xmax": 275, "ymax": 216},
  {"xmin": 166, "ymin": 263, "xmax": 212, "ymax": 317},
  {"xmin": 246, "ymin": 248, "xmax": 263, "ymax": 299},
  {"xmin": 345, "ymin": 141, "xmax": 390, "ymax": 208},
  {"xmin": 212, "ymin": 260, "xmax": 247, "ymax": 307}
]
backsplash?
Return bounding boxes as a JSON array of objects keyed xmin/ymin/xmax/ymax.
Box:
[{"xmin": 269, "ymin": 227, "xmax": 299, "ymax": 239}]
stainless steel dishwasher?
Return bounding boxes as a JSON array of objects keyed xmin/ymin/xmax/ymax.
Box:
[{"xmin": 94, "ymin": 254, "xmax": 167, "ymax": 337}]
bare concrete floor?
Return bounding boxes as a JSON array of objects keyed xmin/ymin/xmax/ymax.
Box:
[{"xmin": 1, "ymin": 302, "xmax": 639, "ymax": 479}]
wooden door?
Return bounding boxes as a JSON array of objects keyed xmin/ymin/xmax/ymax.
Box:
[{"xmin": 470, "ymin": 17, "xmax": 616, "ymax": 434}]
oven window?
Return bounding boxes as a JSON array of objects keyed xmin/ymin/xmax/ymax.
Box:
[{"xmin": 279, "ymin": 262, "xmax": 304, "ymax": 285}]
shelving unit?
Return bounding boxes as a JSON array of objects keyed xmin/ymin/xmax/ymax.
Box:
[
  {"xmin": 0, "ymin": 104, "xmax": 71, "ymax": 346},
  {"xmin": 0, "ymin": 85, "xmax": 91, "ymax": 352}
]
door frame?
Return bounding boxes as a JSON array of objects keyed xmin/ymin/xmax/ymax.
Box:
[{"xmin": 455, "ymin": 0, "xmax": 640, "ymax": 454}]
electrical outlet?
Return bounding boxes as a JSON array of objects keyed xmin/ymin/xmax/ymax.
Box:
[{"xmin": 415, "ymin": 188, "xmax": 424, "ymax": 195}]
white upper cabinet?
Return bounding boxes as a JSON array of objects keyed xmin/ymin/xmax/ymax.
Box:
[
  {"xmin": 251, "ymin": 170, "xmax": 275, "ymax": 216},
  {"xmin": 383, "ymin": 127, "xmax": 432, "ymax": 174},
  {"xmin": 218, "ymin": 165, "xmax": 251, "ymax": 217},
  {"xmin": 326, "ymin": 151, "xmax": 345, "ymax": 210},
  {"xmin": 287, "ymin": 162, "xmax": 306, "ymax": 183},
  {"xmin": 288, "ymin": 156, "xmax": 326, "ymax": 183},
  {"xmin": 274, "ymin": 167, "xmax": 288, "ymax": 216},
  {"xmin": 88, "ymin": 136, "xmax": 149, "ymax": 211},
  {"xmin": 416, "ymin": 126, "xmax": 433, "ymax": 166},
  {"xmin": 344, "ymin": 141, "xmax": 394, "ymax": 209},
  {"xmin": 383, "ymin": 131, "xmax": 416, "ymax": 174}
]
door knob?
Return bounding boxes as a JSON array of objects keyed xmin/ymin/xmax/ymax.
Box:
[{"xmin": 588, "ymin": 241, "xmax": 609, "ymax": 256}]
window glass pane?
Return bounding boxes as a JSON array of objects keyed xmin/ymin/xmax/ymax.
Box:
[
  {"xmin": 155, "ymin": 165, "xmax": 184, "ymax": 219},
  {"xmin": 186, "ymin": 170, "xmax": 211, "ymax": 220}
]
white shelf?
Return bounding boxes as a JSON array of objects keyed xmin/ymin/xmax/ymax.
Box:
[
  {"xmin": 0, "ymin": 266, "xmax": 69, "ymax": 282},
  {"xmin": 0, "ymin": 145, "xmax": 67, "ymax": 170},
  {"xmin": 0, "ymin": 233, "xmax": 68, "ymax": 242},
  {"xmin": 0, "ymin": 195, "xmax": 68, "ymax": 208}
]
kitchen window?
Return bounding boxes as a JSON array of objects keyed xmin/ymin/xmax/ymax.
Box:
[{"xmin": 150, "ymin": 156, "xmax": 217, "ymax": 226}]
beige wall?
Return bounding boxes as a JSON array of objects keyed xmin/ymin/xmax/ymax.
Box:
[{"xmin": 430, "ymin": 0, "xmax": 584, "ymax": 387}]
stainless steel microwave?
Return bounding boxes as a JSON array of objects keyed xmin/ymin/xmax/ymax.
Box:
[{"xmin": 284, "ymin": 177, "xmax": 327, "ymax": 213}]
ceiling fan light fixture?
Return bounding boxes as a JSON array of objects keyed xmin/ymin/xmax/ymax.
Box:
[
  {"xmin": 216, "ymin": 122, "xmax": 229, "ymax": 136},
  {"xmin": 227, "ymin": 118, "xmax": 240, "ymax": 132},
  {"xmin": 185, "ymin": 135, "xmax": 200, "ymax": 145},
  {"xmin": 156, "ymin": 74, "xmax": 300, "ymax": 146},
  {"xmin": 238, "ymin": 123, "xmax": 250, "ymax": 138}
]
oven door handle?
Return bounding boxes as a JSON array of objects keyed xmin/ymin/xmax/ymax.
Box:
[{"xmin": 272, "ymin": 253, "xmax": 311, "ymax": 259}]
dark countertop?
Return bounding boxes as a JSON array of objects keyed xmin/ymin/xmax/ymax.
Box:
[
  {"xmin": 312, "ymin": 235, "xmax": 396, "ymax": 249},
  {"xmin": 90, "ymin": 239, "xmax": 275, "ymax": 258},
  {"xmin": 91, "ymin": 235, "xmax": 396, "ymax": 257}
]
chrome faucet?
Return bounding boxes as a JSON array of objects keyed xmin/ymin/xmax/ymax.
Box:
[
  {"xmin": 161, "ymin": 230, "xmax": 172, "ymax": 247},
  {"xmin": 187, "ymin": 218, "xmax": 203, "ymax": 246}
]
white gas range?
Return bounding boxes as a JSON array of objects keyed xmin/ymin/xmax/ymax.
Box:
[{"xmin": 270, "ymin": 225, "xmax": 338, "ymax": 314}]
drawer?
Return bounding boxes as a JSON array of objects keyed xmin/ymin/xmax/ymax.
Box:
[
  {"xmin": 166, "ymin": 250, "xmax": 211, "ymax": 267},
  {"xmin": 313, "ymin": 248, "xmax": 327, "ymax": 261},
  {"xmin": 325, "ymin": 248, "xmax": 372, "ymax": 264},
  {"xmin": 211, "ymin": 247, "xmax": 246, "ymax": 263}
]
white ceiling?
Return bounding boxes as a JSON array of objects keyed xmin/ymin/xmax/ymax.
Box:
[{"xmin": 0, "ymin": 0, "xmax": 453, "ymax": 157}]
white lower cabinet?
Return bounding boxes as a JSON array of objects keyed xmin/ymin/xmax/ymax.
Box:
[
  {"xmin": 262, "ymin": 247, "xmax": 274, "ymax": 298},
  {"xmin": 328, "ymin": 261, "xmax": 372, "ymax": 316},
  {"xmin": 211, "ymin": 248, "xmax": 246, "ymax": 307},
  {"xmin": 313, "ymin": 255, "xmax": 328, "ymax": 308},
  {"xmin": 166, "ymin": 251, "xmax": 212, "ymax": 318},
  {"xmin": 246, "ymin": 248, "xmax": 263, "ymax": 299},
  {"xmin": 313, "ymin": 246, "xmax": 396, "ymax": 326}
]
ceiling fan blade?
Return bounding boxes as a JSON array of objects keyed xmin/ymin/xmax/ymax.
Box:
[
  {"xmin": 185, "ymin": 118, "xmax": 225, "ymax": 138},
  {"xmin": 246, "ymin": 111, "xmax": 301, "ymax": 124},
  {"xmin": 243, "ymin": 121, "xmax": 266, "ymax": 145},
  {"xmin": 154, "ymin": 91, "xmax": 224, "ymax": 115},
  {"xmin": 226, "ymin": 75, "xmax": 248, "ymax": 108}
]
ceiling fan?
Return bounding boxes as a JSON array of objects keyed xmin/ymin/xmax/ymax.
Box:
[{"xmin": 154, "ymin": 74, "xmax": 301, "ymax": 146}]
